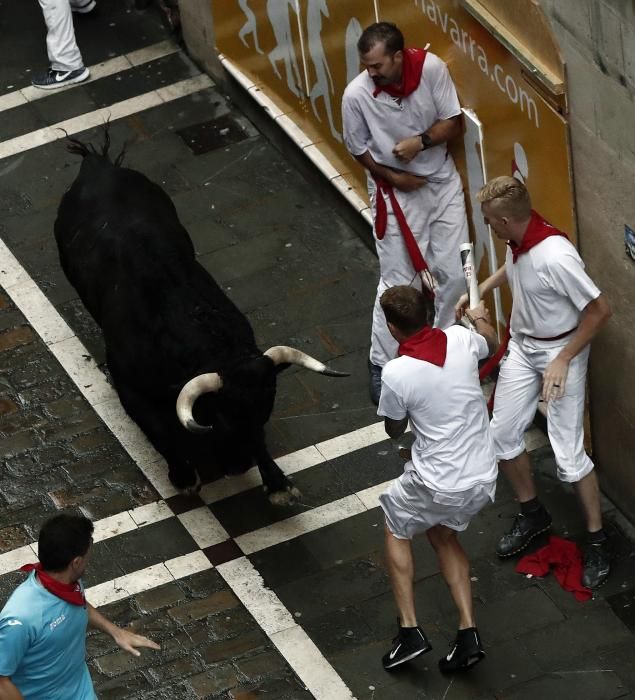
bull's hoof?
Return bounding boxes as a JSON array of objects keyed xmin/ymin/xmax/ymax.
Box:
[
  {"xmin": 268, "ymin": 485, "xmax": 302, "ymax": 507},
  {"xmin": 175, "ymin": 472, "xmax": 202, "ymax": 496}
]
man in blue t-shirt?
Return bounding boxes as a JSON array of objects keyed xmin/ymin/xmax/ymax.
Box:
[{"xmin": 0, "ymin": 514, "xmax": 160, "ymax": 699}]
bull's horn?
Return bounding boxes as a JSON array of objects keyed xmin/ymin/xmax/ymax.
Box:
[
  {"xmin": 176, "ymin": 373, "xmax": 223, "ymax": 433},
  {"xmin": 264, "ymin": 346, "xmax": 349, "ymax": 377}
]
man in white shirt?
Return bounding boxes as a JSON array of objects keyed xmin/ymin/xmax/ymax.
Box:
[
  {"xmin": 456, "ymin": 176, "xmax": 612, "ymax": 589},
  {"xmin": 377, "ymin": 285, "xmax": 498, "ymax": 674},
  {"xmin": 341, "ymin": 21, "xmax": 469, "ymax": 405}
]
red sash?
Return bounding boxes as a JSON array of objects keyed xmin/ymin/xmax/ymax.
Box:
[
  {"xmin": 509, "ymin": 210, "xmax": 568, "ymax": 263},
  {"xmin": 20, "ymin": 563, "xmax": 86, "ymax": 606},
  {"xmin": 373, "ymin": 48, "xmax": 426, "ymax": 99},
  {"xmin": 398, "ymin": 326, "xmax": 447, "ymax": 367},
  {"xmin": 373, "ymin": 177, "xmax": 430, "ymax": 281}
]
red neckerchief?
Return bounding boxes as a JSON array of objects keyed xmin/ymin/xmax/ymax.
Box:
[
  {"xmin": 20, "ymin": 563, "xmax": 86, "ymax": 606},
  {"xmin": 373, "ymin": 48, "xmax": 427, "ymax": 98},
  {"xmin": 508, "ymin": 210, "xmax": 569, "ymax": 263},
  {"xmin": 398, "ymin": 326, "xmax": 447, "ymax": 367}
]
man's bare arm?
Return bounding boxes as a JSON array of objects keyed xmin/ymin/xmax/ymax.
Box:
[
  {"xmin": 384, "ymin": 416, "xmax": 408, "ymax": 439},
  {"xmin": 455, "ymin": 264, "xmax": 508, "ymax": 320},
  {"xmin": 543, "ymin": 294, "xmax": 612, "ymax": 400},
  {"xmin": 464, "ymin": 302, "xmax": 499, "ymax": 356},
  {"xmin": 353, "ymin": 152, "xmax": 426, "ymax": 193},
  {"xmin": 87, "ymin": 604, "xmax": 160, "ymax": 657},
  {"xmin": 0, "ymin": 677, "xmax": 23, "ymax": 700},
  {"xmin": 393, "ymin": 115, "xmax": 462, "ymax": 163}
]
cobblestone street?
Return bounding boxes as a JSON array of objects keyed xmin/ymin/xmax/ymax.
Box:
[{"xmin": 1, "ymin": 2, "xmax": 635, "ymax": 699}]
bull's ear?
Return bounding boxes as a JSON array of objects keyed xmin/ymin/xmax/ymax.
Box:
[{"xmin": 273, "ymin": 362, "xmax": 291, "ymax": 375}]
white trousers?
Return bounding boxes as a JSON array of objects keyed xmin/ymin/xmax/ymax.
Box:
[
  {"xmin": 38, "ymin": 0, "xmax": 85, "ymax": 72},
  {"xmin": 369, "ymin": 163, "xmax": 469, "ymax": 367},
  {"xmin": 490, "ymin": 336, "xmax": 594, "ymax": 483}
]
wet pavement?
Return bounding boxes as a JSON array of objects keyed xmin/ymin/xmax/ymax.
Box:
[{"xmin": 1, "ymin": 2, "xmax": 635, "ymax": 699}]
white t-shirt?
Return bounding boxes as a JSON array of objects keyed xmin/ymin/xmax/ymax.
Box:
[
  {"xmin": 378, "ymin": 325, "xmax": 497, "ymax": 492},
  {"xmin": 506, "ymin": 236, "xmax": 601, "ymax": 339},
  {"xmin": 342, "ymin": 52, "xmax": 461, "ymax": 179}
]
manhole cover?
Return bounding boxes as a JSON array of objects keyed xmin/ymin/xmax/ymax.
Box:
[{"xmin": 177, "ymin": 114, "xmax": 249, "ymax": 155}]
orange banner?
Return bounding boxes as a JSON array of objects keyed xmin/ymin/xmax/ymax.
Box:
[{"xmin": 213, "ymin": 0, "xmax": 574, "ymax": 323}]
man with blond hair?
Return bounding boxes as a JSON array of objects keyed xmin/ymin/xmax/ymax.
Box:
[
  {"xmin": 456, "ymin": 176, "xmax": 612, "ymax": 589},
  {"xmin": 378, "ymin": 285, "xmax": 498, "ymax": 673}
]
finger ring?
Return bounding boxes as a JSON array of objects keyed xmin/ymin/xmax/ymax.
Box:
[{"xmin": 553, "ymin": 384, "xmax": 561, "ymax": 387}]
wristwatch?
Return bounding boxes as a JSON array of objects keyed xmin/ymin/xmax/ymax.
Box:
[{"xmin": 420, "ymin": 132, "xmax": 434, "ymax": 150}]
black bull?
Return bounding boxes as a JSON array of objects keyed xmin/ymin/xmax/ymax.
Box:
[{"xmin": 54, "ymin": 134, "xmax": 347, "ymax": 505}]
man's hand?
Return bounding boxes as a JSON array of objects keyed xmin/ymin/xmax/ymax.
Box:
[
  {"xmin": 464, "ymin": 300, "xmax": 491, "ymax": 325},
  {"xmin": 542, "ymin": 355, "xmax": 569, "ymax": 401},
  {"xmin": 454, "ymin": 292, "xmax": 469, "ymax": 320},
  {"xmin": 112, "ymin": 627, "xmax": 161, "ymax": 658},
  {"xmin": 388, "ymin": 170, "xmax": 427, "ymax": 193},
  {"xmin": 392, "ymin": 135, "xmax": 423, "ymax": 164}
]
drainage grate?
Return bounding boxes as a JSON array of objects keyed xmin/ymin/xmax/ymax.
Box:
[{"xmin": 176, "ymin": 114, "xmax": 250, "ymax": 155}]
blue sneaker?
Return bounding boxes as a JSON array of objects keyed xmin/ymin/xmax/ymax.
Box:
[{"xmin": 31, "ymin": 67, "xmax": 90, "ymax": 90}]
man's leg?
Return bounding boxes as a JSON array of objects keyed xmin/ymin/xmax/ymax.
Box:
[
  {"xmin": 38, "ymin": 0, "xmax": 84, "ymax": 71},
  {"xmin": 426, "ymin": 525, "xmax": 485, "ymax": 673},
  {"xmin": 384, "ymin": 523, "xmax": 417, "ymax": 626},
  {"xmin": 575, "ymin": 470, "xmax": 603, "ymax": 532},
  {"xmin": 491, "ymin": 341, "xmax": 552, "ymax": 556},
  {"xmin": 547, "ymin": 348, "xmax": 609, "ymax": 587},
  {"xmin": 426, "ymin": 525, "xmax": 473, "ymax": 628},
  {"xmin": 423, "ymin": 170, "xmax": 468, "ymax": 329},
  {"xmin": 382, "ymin": 522, "xmax": 431, "ymax": 669},
  {"xmin": 499, "ymin": 451, "xmax": 536, "ymax": 502}
]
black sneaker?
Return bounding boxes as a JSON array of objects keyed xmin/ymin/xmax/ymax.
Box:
[
  {"xmin": 31, "ymin": 67, "xmax": 90, "ymax": 90},
  {"xmin": 496, "ymin": 508, "xmax": 552, "ymax": 557},
  {"xmin": 368, "ymin": 360, "xmax": 382, "ymax": 406},
  {"xmin": 582, "ymin": 541, "xmax": 611, "ymax": 589},
  {"xmin": 439, "ymin": 627, "xmax": 485, "ymax": 673},
  {"xmin": 382, "ymin": 625, "xmax": 432, "ymax": 670}
]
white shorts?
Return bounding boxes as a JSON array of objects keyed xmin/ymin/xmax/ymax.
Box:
[
  {"xmin": 379, "ymin": 467, "xmax": 496, "ymax": 540},
  {"xmin": 490, "ymin": 337, "xmax": 594, "ymax": 483}
]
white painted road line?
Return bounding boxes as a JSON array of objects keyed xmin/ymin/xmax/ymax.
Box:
[
  {"xmin": 85, "ymin": 551, "xmax": 213, "ymax": 607},
  {"xmin": 217, "ymin": 557, "xmax": 355, "ymax": 700},
  {"xmin": 235, "ymin": 494, "xmax": 367, "ymax": 555},
  {"xmin": 271, "ymin": 625, "xmax": 356, "ymax": 700},
  {"xmin": 0, "ymin": 74, "xmax": 213, "ymax": 161},
  {"xmin": 0, "ymin": 39, "xmax": 180, "ymax": 113}
]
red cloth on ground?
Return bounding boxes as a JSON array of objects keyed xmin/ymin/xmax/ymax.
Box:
[
  {"xmin": 398, "ymin": 326, "xmax": 447, "ymax": 367},
  {"xmin": 508, "ymin": 210, "xmax": 569, "ymax": 263},
  {"xmin": 372, "ymin": 47, "xmax": 427, "ymax": 99},
  {"xmin": 20, "ymin": 563, "xmax": 86, "ymax": 606},
  {"xmin": 515, "ymin": 535, "xmax": 592, "ymax": 601}
]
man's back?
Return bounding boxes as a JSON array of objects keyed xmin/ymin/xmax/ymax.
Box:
[{"xmin": 380, "ymin": 325, "xmax": 497, "ymax": 492}]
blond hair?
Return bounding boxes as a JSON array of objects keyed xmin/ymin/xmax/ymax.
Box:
[{"xmin": 477, "ymin": 176, "xmax": 532, "ymax": 220}]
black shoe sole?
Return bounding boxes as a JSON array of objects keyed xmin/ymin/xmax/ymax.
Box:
[
  {"xmin": 383, "ymin": 644, "xmax": 432, "ymax": 670},
  {"xmin": 496, "ymin": 523, "xmax": 552, "ymax": 558}
]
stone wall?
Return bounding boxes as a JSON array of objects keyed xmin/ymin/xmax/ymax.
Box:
[
  {"xmin": 178, "ymin": 0, "xmax": 224, "ymax": 83},
  {"xmin": 538, "ymin": 0, "xmax": 635, "ymax": 519}
]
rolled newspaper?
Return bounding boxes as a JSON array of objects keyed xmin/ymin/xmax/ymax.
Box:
[{"xmin": 459, "ymin": 242, "xmax": 480, "ymax": 309}]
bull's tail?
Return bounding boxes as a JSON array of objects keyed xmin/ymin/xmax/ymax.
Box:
[{"xmin": 64, "ymin": 122, "xmax": 127, "ymax": 166}]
